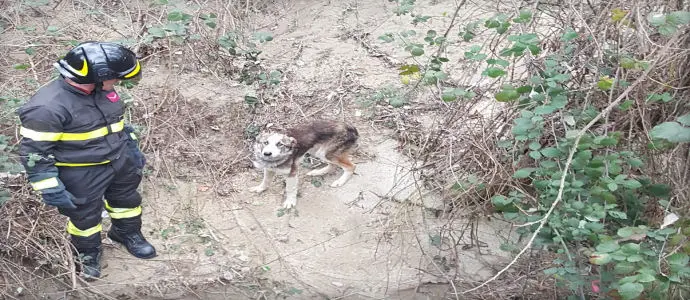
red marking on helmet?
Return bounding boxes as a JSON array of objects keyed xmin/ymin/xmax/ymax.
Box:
[{"xmin": 106, "ymin": 91, "xmax": 120, "ymax": 103}]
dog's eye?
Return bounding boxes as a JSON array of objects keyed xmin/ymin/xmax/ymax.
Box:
[
  {"xmin": 263, "ymin": 141, "xmax": 269, "ymax": 145},
  {"xmin": 277, "ymin": 142, "xmax": 283, "ymax": 147}
]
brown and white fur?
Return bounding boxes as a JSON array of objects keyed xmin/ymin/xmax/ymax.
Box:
[{"xmin": 248, "ymin": 120, "xmax": 359, "ymax": 209}]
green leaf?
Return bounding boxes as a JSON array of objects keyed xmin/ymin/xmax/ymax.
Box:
[
  {"xmin": 677, "ymin": 113, "xmax": 690, "ymax": 126},
  {"xmin": 607, "ymin": 182, "xmax": 618, "ymax": 191},
  {"xmin": 667, "ymin": 253, "xmax": 689, "ymax": 266},
  {"xmin": 617, "ymin": 226, "xmax": 639, "ymax": 238},
  {"xmin": 621, "ymin": 243, "xmax": 640, "ymax": 254},
  {"xmin": 597, "ymin": 77, "xmax": 614, "ymax": 90},
  {"xmin": 540, "ymin": 147, "xmax": 561, "ymax": 158},
  {"xmin": 529, "ymin": 151, "xmax": 542, "ymax": 160},
  {"xmin": 636, "ymin": 273, "xmax": 656, "ymax": 283},
  {"xmin": 561, "ymin": 28, "xmax": 578, "ymax": 41},
  {"xmin": 618, "ymin": 282, "xmax": 644, "ymax": 300},
  {"xmin": 534, "ymin": 105, "xmax": 557, "ymax": 115},
  {"xmin": 378, "ymin": 33, "xmax": 394, "ymax": 43},
  {"xmin": 622, "ymin": 179, "xmax": 642, "ymax": 189},
  {"xmin": 13, "ymin": 63, "xmax": 30, "ymax": 70},
  {"xmin": 491, "ymin": 195, "xmax": 512, "ymax": 206},
  {"xmin": 628, "ymin": 158, "xmax": 644, "ymax": 168},
  {"xmin": 516, "ymin": 85, "xmax": 532, "ymax": 94},
  {"xmin": 650, "ymin": 121, "xmax": 690, "ymax": 143},
  {"xmin": 148, "ymin": 27, "xmax": 166, "ymax": 38},
  {"xmin": 485, "ymin": 67, "xmax": 506, "ymax": 78},
  {"xmin": 25, "ymin": 47, "xmax": 35, "ymax": 55},
  {"xmin": 410, "ymin": 47, "xmax": 424, "ymax": 56},
  {"xmin": 495, "ymin": 89, "xmax": 519, "ymax": 102},
  {"xmin": 441, "ymin": 90, "xmax": 457, "ymax": 102},
  {"xmin": 253, "ymin": 32, "xmax": 273, "ymax": 42},
  {"xmin": 528, "ymin": 141, "xmax": 541, "ymax": 150},
  {"xmin": 167, "ymin": 10, "xmax": 192, "ymax": 22},
  {"xmin": 596, "ymin": 240, "xmax": 620, "ymax": 253},
  {"xmin": 646, "ymin": 184, "xmax": 671, "ymax": 198},
  {"xmin": 487, "ymin": 58, "xmax": 510, "ymax": 67},
  {"xmin": 614, "ymin": 262, "xmax": 637, "ymax": 274},
  {"xmin": 513, "ymin": 168, "xmax": 536, "ymax": 178},
  {"xmin": 608, "ymin": 210, "xmax": 628, "ymax": 219}
]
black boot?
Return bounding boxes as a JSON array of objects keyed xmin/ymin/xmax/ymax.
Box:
[
  {"xmin": 76, "ymin": 247, "xmax": 102, "ymax": 281},
  {"xmin": 108, "ymin": 227, "xmax": 157, "ymax": 259}
]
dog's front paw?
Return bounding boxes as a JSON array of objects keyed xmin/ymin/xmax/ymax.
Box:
[
  {"xmin": 283, "ymin": 197, "xmax": 297, "ymax": 209},
  {"xmin": 249, "ymin": 185, "xmax": 267, "ymax": 193}
]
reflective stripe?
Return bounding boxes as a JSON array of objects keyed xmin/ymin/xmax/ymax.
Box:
[
  {"xmin": 66, "ymin": 221, "xmax": 102, "ymax": 237},
  {"xmin": 129, "ymin": 132, "xmax": 137, "ymax": 140},
  {"xmin": 104, "ymin": 200, "xmax": 142, "ymax": 219},
  {"xmin": 55, "ymin": 160, "xmax": 110, "ymax": 167},
  {"xmin": 20, "ymin": 120, "xmax": 125, "ymax": 142},
  {"xmin": 124, "ymin": 61, "xmax": 141, "ymax": 78},
  {"xmin": 30, "ymin": 177, "xmax": 59, "ymax": 191}
]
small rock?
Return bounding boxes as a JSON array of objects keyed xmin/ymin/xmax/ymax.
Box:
[
  {"xmin": 221, "ymin": 271, "xmax": 234, "ymax": 281},
  {"xmin": 237, "ymin": 254, "xmax": 250, "ymax": 262}
]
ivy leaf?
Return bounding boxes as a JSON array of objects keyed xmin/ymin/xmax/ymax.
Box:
[
  {"xmin": 597, "ymin": 77, "xmax": 614, "ymax": 90},
  {"xmin": 650, "ymin": 121, "xmax": 690, "ymax": 143},
  {"xmin": 561, "ymin": 28, "xmax": 578, "ymax": 41},
  {"xmin": 513, "ymin": 168, "xmax": 536, "ymax": 178},
  {"xmin": 534, "ymin": 105, "xmax": 558, "ymax": 115},
  {"xmin": 677, "ymin": 113, "xmax": 690, "ymax": 126},
  {"xmin": 667, "ymin": 253, "xmax": 689, "ymax": 266},
  {"xmin": 495, "ymin": 87, "xmax": 519, "ymax": 102},
  {"xmin": 410, "ymin": 47, "xmax": 424, "ymax": 56},
  {"xmin": 491, "ymin": 195, "xmax": 512, "ymax": 206},
  {"xmin": 608, "ymin": 210, "xmax": 628, "ymax": 219},
  {"xmin": 485, "ymin": 67, "xmax": 506, "ymax": 78},
  {"xmin": 607, "ymin": 182, "xmax": 618, "ymax": 191},
  {"xmin": 622, "ymin": 179, "xmax": 642, "ymax": 189},
  {"xmin": 540, "ymin": 147, "xmax": 561, "ymax": 158},
  {"xmin": 378, "ymin": 33, "xmax": 394, "ymax": 43},
  {"xmin": 618, "ymin": 282, "xmax": 644, "ymax": 300},
  {"xmin": 596, "ymin": 240, "xmax": 620, "ymax": 253}
]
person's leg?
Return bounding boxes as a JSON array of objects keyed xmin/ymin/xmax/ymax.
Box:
[
  {"xmin": 57, "ymin": 164, "xmax": 114, "ymax": 280},
  {"xmin": 104, "ymin": 151, "xmax": 156, "ymax": 259}
]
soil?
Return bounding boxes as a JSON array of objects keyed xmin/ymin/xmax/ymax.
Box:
[{"xmin": 2, "ymin": 0, "xmax": 518, "ymax": 299}]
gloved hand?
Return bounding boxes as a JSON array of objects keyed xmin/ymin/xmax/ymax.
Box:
[
  {"xmin": 28, "ymin": 172, "xmax": 77, "ymax": 209},
  {"xmin": 41, "ymin": 189, "xmax": 77, "ymax": 209},
  {"xmin": 124, "ymin": 125, "xmax": 146, "ymax": 168}
]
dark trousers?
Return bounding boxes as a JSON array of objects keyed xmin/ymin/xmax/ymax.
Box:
[{"xmin": 57, "ymin": 150, "xmax": 144, "ymax": 251}]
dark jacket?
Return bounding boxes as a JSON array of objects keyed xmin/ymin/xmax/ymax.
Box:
[{"xmin": 17, "ymin": 79, "xmax": 129, "ymax": 188}]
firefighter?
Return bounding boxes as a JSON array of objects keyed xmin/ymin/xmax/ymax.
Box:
[{"xmin": 17, "ymin": 41, "xmax": 156, "ymax": 280}]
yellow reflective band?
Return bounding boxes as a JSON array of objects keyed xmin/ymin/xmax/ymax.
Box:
[
  {"xmin": 20, "ymin": 120, "xmax": 125, "ymax": 142},
  {"xmin": 54, "ymin": 160, "xmax": 111, "ymax": 167},
  {"xmin": 75, "ymin": 58, "xmax": 89, "ymax": 77},
  {"xmin": 129, "ymin": 132, "xmax": 137, "ymax": 140},
  {"xmin": 30, "ymin": 177, "xmax": 59, "ymax": 191},
  {"xmin": 124, "ymin": 61, "xmax": 140, "ymax": 78},
  {"xmin": 66, "ymin": 221, "xmax": 101, "ymax": 237},
  {"xmin": 104, "ymin": 200, "xmax": 142, "ymax": 219},
  {"xmin": 19, "ymin": 127, "xmax": 62, "ymax": 141}
]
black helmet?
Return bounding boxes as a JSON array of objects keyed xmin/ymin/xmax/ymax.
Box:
[{"xmin": 54, "ymin": 41, "xmax": 141, "ymax": 84}]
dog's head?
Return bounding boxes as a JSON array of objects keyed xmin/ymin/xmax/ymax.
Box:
[{"xmin": 252, "ymin": 131, "xmax": 296, "ymax": 164}]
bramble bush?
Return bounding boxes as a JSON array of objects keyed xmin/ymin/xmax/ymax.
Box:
[{"xmin": 379, "ymin": 0, "xmax": 689, "ymax": 298}]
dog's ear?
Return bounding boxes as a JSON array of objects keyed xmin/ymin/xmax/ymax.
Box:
[
  {"xmin": 255, "ymin": 131, "xmax": 271, "ymax": 142},
  {"xmin": 281, "ymin": 136, "xmax": 297, "ymax": 149}
]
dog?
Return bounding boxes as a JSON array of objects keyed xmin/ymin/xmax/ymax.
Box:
[{"xmin": 248, "ymin": 119, "xmax": 359, "ymax": 209}]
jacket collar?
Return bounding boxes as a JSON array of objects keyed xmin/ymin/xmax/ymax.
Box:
[{"xmin": 58, "ymin": 78, "xmax": 93, "ymax": 95}]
